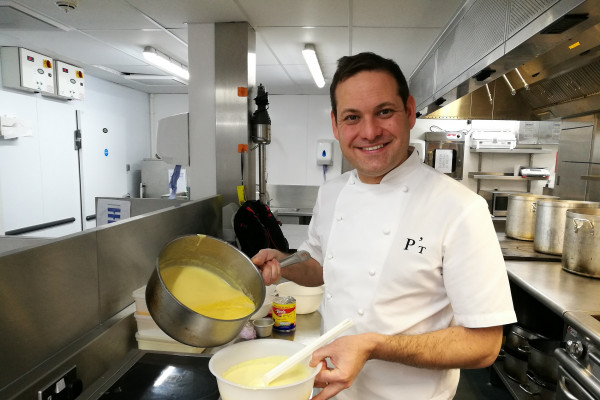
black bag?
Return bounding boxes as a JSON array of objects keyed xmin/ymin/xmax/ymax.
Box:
[{"xmin": 234, "ymin": 200, "xmax": 290, "ymax": 258}]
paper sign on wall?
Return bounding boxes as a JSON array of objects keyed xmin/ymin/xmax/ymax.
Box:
[
  {"xmin": 0, "ymin": 115, "xmax": 33, "ymax": 139},
  {"xmin": 434, "ymin": 149, "xmax": 453, "ymax": 173},
  {"xmin": 96, "ymin": 199, "xmax": 131, "ymax": 226}
]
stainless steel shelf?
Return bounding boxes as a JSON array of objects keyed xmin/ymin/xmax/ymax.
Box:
[
  {"xmin": 582, "ymin": 175, "xmax": 600, "ymax": 181},
  {"xmin": 468, "ymin": 172, "xmax": 548, "ymax": 180},
  {"xmin": 471, "ymin": 148, "xmax": 554, "ymax": 193},
  {"xmin": 470, "ymin": 148, "xmax": 553, "ymax": 154}
]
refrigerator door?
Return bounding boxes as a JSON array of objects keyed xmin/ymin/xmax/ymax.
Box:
[
  {"xmin": 588, "ymin": 164, "xmax": 600, "ymax": 202},
  {"xmin": 592, "ymin": 126, "xmax": 600, "ymax": 164},
  {"xmin": 556, "ymin": 161, "xmax": 589, "ymax": 200},
  {"xmin": 558, "ymin": 124, "xmax": 593, "ymax": 164}
]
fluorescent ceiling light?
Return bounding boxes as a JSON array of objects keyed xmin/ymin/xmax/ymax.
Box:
[
  {"xmin": 302, "ymin": 44, "xmax": 325, "ymax": 88},
  {"xmin": 143, "ymin": 46, "xmax": 189, "ymax": 82}
]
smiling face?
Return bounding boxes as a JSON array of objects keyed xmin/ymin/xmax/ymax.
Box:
[{"xmin": 331, "ymin": 70, "xmax": 416, "ymax": 184}]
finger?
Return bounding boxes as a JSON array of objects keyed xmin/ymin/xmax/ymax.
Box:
[
  {"xmin": 261, "ymin": 265, "xmax": 276, "ymax": 285},
  {"xmin": 316, "ymin": 367, "xmax": 339, "ymax": 384},
  {"xmin": 311, "ymin": 382, "xmax": 344, "ymax": 400},
  {"xmin": 313, "ymin": 380, "xmax": 327, "ymax": 389},
  {"xmin": 310, "ymin": 359, "xmax": 327, "ymax": 374},
  {"xmin": 310, "ymin": 352, "xmax": 328, "ymax": 368},
  {"xmin": 251, "ymin": 249, "xmax": 267, "ymax": 266},
  {"xmin": 264, "ymin": 261, "xmax": 282, "ymax": 285}
]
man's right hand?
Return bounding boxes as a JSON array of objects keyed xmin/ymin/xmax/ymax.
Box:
[{"xmin": 251, "ymin": 248, "xmax": 287, "ymax": 285}]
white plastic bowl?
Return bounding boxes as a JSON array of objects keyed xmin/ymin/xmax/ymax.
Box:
[
  {"xmin": 276, "ymin": 281, "xmax": 323, "ymax": 314},
  {"xmin": 251, "ymin": 284, "xmax": 276, "ymax": 320},
  {"xmin": 208, "ymin": 338, "xmax": 320, "ymax": 400}
]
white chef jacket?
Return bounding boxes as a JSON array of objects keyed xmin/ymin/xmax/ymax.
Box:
[{"xmin": 298, "ymin": 150, "xmax": 517, "ymax": 400}]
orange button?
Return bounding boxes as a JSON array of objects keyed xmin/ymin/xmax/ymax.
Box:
[{"xmin": 237, "ymin": 87, "xmax": 248, "ymax": 97}]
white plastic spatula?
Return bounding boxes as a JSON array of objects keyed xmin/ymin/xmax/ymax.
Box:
[{"xmin": 261, "ymin": 318, "xmax": 354, "ymax": 387}]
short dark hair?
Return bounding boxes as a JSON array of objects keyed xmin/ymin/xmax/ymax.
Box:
[{"xmin": 329, "ymin": 52, "xmax": 410, "ymax": 120}]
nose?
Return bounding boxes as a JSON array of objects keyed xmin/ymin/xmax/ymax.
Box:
[{"xmin": 361, "ymin": 116, "xmax": 382, "ymax": 141}]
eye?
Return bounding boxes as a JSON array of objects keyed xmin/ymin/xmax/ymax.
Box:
[
  {"xmin": 377, "ymin": 108, "xmax": 394, "ymax": 117},
  {"xmin": 342, "ymin": 114, "xmax": 359, "ymax": 123}
]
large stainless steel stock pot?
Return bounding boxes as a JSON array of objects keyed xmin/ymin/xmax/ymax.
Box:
[
  {"xmin": 562, "ymin": 208, "xmax": 600, "ymax": 279},
  {"xmin": 506, "ymin": 194, "xmax": 559, "ymax": 241},
  {"xmin": 534, "ymin": 200, "xmax": 599, "ymax": 255}
]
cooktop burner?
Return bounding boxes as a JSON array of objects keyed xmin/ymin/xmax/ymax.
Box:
[{"xmin": 99, "ymin": 353, "xmax": 219, "ymax": 400}]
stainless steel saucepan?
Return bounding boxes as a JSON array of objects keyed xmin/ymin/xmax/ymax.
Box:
[
  {"xmin": 145, "ymin": 235, "xmax": 311, "ymax": 348},
  {"xmin": 146, "ymin": 234, "xmax": 266, "ymax": 348}
]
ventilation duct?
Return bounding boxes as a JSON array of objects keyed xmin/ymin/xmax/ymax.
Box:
[{"xmin": 410, "ymin": 0, "xmax": 600, "ymax": 120}]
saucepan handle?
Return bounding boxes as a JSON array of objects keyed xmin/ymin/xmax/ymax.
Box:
[{"xmin": 279, "ymin": 250, "xmax": 311, "ymax": 268}]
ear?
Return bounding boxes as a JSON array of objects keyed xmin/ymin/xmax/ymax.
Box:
[
  {"xmin": 406, "ymin": 95, "xmax": 417, "ymax": 129},
  {"xmin": 331, "ymin": 111, "xmax": 340, "ymax": 140}
]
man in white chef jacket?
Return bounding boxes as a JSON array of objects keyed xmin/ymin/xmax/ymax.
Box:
[{"xmin": 252, "ymin": 52, "xmax": 517, "ymax": 400}]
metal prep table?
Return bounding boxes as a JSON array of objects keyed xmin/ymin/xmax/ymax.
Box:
[
  {"xmin": 505, "ymin": 260, "xmax": 600, "ymax": 316},
  {"xmin": 494, "ymin": 260, "xmax": 600, "ymax": 399}
]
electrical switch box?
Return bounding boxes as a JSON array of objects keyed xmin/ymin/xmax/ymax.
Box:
[
  {"xmin": 38, "ymin": 365, "xmax": 82, "ymax": 400},
  {"xmin": 55, "ymin": 60, "xmax": 85, "ymax": 100},
  {"xmin": 0, "ymin": 47, "xmax": 55, "ymax": 95},
  {"xmin": 317, "ymin": 140, "xmax": 333, "ymax": 166}
]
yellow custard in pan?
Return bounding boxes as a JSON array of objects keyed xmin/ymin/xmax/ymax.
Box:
[
  {"xmin": 223, "ymin": 355, "xmax": 310, "ymax": 387},
  {"xmin": 161, "ymin": 266, "xmax": 255, "ymax": 320}
]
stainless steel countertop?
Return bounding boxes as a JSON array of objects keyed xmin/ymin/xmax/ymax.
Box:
[
  {"xmin": 505, "ymin": 260, "xmax": 600, "ymax": 315},
  {"xmin": 272, "ymin": 207, "xmax": 314, "ymax": 217},
  {"xmin": 205, "ymin": 311, "xmax": 323, "ymax": 356}
]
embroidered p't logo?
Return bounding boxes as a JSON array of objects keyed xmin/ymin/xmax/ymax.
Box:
[{"xmin": 404, "ymin": 237, "xmax": 426, "ymax": 254}]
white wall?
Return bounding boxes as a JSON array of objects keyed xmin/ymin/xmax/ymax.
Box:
[
  {"xmin": 267, "ymin": 95, "xmax": 342, "ymax": 186},
  {"xmin": 78, "ymin": 75, "xmax": 151, "ymax": 229},
  {"xmin": 0, "ymin": 69, "xmax": 151, "ymax": 236},
  {"xmin": 146, "ymin": 95, "xmax": 342, "ymax": 195}
]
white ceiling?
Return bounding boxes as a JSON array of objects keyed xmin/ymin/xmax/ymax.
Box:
[{"xmin": 0, "ymin": 0, "xmax": 465, "ymax": 95}]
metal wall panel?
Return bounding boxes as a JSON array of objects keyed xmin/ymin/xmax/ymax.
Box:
[
  {"xmin": 97, "ymin": 196, "xmax": 222, "ymax": 320},
  {"xmin": 0, "ymin": 232, "xmax": 99, "ymax": 391},
  {"xmin": 267, "ymin": 184, "xmax": 320, "ymax": 210},
  {"xmin": 0, "ymin": 196, "xmax": 221, "ymax": 395},
  {"xmin": 215, "ymin": 22, "xmax": 255, "ymax": 205}
]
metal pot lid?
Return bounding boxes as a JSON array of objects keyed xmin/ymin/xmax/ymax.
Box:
[
  {"xmin": 538, "ymin": 199, "xmax": 600, "ymax": 208},
  {"xmin": 508, "ymin": 193, "xmax": 559, "ymax": 200},
  {"xmin": 566, "ymin": 207, "xmax": 600, "ymax": 217}
]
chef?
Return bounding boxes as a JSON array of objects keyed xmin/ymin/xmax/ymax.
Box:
[{"xmin": 252, "ymin": 52, "xmax": 517, "ymax": 400}]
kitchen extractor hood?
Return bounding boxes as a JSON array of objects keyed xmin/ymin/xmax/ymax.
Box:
[{"xmin": 410, "ymin": 0, "xmax": 600, "ymax": 120}]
